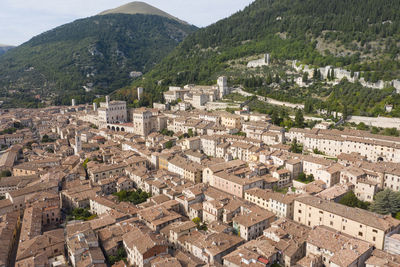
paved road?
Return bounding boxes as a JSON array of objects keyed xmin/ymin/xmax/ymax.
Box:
[
  {"xmin": 348, "ymin": 115, "xmax": 400, "ymax": 130},
  {"xmin": 232, "ymin": 88, "xmax": 305, "ymax": 110}
]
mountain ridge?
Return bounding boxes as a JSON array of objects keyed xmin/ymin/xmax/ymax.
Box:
[
  {"xmin": 0, "ymin": 45, "xmax": 15, "ymax": 55},
  {"xmin": 119, "ymin": 0, "xmax": 400, "ymax": 116},
  {"xmin": 0, "ymin": 12, "xmax": 197, "ymax": 108},
  {"xmin": 99, "ymin": 1, "xmax": 188, "ymax": 25},
  {"xmin": 2, "ymin": 0, "xmax": 400, "ymax": 114}
]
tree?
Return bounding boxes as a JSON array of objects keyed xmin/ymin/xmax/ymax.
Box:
[
  {"xmin": 271, "ymin": 109, "xmax": 281, "ymax": 125},
  {"xmin": 295, "ymin": 109, "xmax": 305, "ymax": 128},
  {"xmin": 165, "ymin": 140, "xmax": 173, "ymax": 149},
  {"xmin": 383, "ymin": 128, "xmax": 399, "ymax": 137},
  {"xmin": 302, "ymin": 72, "xmax": 309, "ymax": 84},
  {"xmin": 370, "ymin": 189, "xmax": 400, "ymax": 215},
  {"xmin": 280, "ymin": 109, "xmax": 288, "ymax": 119},
  {"xmin": 313, "ymin": 148, "xmax": 323, "ymax": 154},
  {"xmin": 266, "ymin": 74, "xmax": 273, "ymax": 85},
  {"xmin": 316, "ymin": 69, "xmax": 322, "ymax": 80},
  {"xmin": 290, "ymin": 138, "xmax": 303, "ymax": 154},
  {"xmin": 297, "ymin": 172, "xmax": 313, "ymax": 183},
  {"xmin": 330, "ymin": 68, "xmax": 335, "ymax": 80},
  {"xmin": 188, "ymin": 128, "xmax": 194, "ymax": 137},
  {"xmin": 370, "ymin": 127, "xmax": 380, "ymax": 134},
  {"xmin": 274, "ymin": 74, "xmax": 280, "ymax": 84},
  {"xmin": 108, "ymin": 247, "xmax": 127, "ymax": 265},
  {"xmin": 113, "ymin": 189, "xmax": 150, "ymax": 205},
  {"xmin": 68, "ymin": 208, "xmax": 96, "ymax": 221},
  {"xmin": 342, "ymin": 104, "xmax": 349, "ymax": 120},
  {"xmin": 160, "ymin": 128, "xmax": 174, "ymax": 136},
  {"xmin": 339, "ymin": 191, "xmax": 370, "ymax": 209},
  {"xmin": 282, "ymin": 118, "xmax": 294, "ymax": 128},
  {"xmin": 192, "ymin": 217, "xmax": 201, "ymax": 225},
  {"xmin": 192, "ymin": 217, "xmax": 207, "ymax": 230},
  {"xmin": 82, "ymin": 158, "xmax": 91, "ymax": 169},
  {"xmin": 298, "ymin": 172, "xmax": 307, "ymax": 182},
  {"xmin": 304, "ymin": 98, "xmax": 314, "ymax": 114},
  {"xmin": 41, "ymin": 134, "xmax": 54, "ymax": 143},
  {"xmin": 13, "ymin": 121, "xmax": 22, "ymax": 129},
  {"xmin": 356, "ymin": 122, "xmax": 369, "ymax": 131},
  {"xmin": 0, "ymin": 170, "xmax": 12, "ymax": 178},
  {"xmin": 0, "ymin": 127, "xmax": 17, "ymax": 135},
  {"xmin": 339, "ymin": 191, "xmax": 359, "ymax": 207}
]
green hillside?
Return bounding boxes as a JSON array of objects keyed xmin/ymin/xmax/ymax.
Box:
[
  {"xmin": 127, "ymin": 0, "xmax": 400, "ymax": 110},
  {"xmin": 0, "ymin": 13, "xmax": 196, "ymax": 107},
  {"xmin": 0, "ymin": 45, "xmax": 14, "ymax": 56}
]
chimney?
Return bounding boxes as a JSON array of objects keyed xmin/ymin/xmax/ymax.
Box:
[{"xmin": 105, "ymin": 95, "xmax": 110, "ymax": 104}]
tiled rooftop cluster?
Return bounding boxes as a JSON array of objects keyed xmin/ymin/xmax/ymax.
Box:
[{"xmin": 1, "ymin": 93, "xmax": 400, "ymax": 267}]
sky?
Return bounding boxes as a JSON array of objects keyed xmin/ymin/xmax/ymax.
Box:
[{"xmin": 0, "ymin": 0, "xmax": 255, "ymax": 46}]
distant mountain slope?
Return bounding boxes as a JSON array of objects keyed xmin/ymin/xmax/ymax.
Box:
[
  {"xmin": 130, "ymin": 0, "xmax": 400, "ymax": 103},
  {"xmin": 0, "ymin": 45, "xmax": 15, "ymax": 55},
  {"xmin": 0, "ymin": 12, "xmax": 196, "ymax": 107},
  {"xmin": 99, "ymin": 1, "xmax": 188, "ymax": 25}
]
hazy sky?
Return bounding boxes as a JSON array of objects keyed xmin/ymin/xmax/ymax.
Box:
[{"xmin": 0, "ymin": 0, "xmax": 255, "ymax": 46}]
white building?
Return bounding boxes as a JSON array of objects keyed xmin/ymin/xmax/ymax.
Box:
[
  {"xmin": 97, "ymin": 96, "xmax": 127, "ymax": 128},
  {"xmin": 247, "ymin": 53, "xmax": 270, "ymax": 68},
  {"xmin": 217, "ymin": 76, "xmax": 229, "ymax": 99},
  {"xmin": 137, "ymin": 87, "xmax": 144, "ymax": 100},
  {"xmin": 74, "ymin": 134, "xmax": 81, "ymax": 155}
]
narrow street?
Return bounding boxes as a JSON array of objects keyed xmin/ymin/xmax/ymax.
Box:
[{"xmin": 8, "ymin": 216, "xmax": 22, "ymax": 267}]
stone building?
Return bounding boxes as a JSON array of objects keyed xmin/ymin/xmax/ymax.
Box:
[
  {"xmin": 97, "ymin": 96, "xmax": 127, "ymax": 128},
  {"xmin": 294, "ymin": 195, "xmax": 400, "ymax": 249}
]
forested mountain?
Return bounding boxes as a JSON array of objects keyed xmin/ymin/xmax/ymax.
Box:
[
  {"xmin": 0, "ymin": 5, "xmax": 196, "ymax": 107},
  {"xmin": 128, "ymin": 0, "xmax": 400, "ymax": 105},
  {"xmin": 0, "ymin": 45, "xmax": 14, "ymax": 56}
]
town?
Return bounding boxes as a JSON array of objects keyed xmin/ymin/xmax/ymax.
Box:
[{"xmin": 0, "ymin": 77, "xmax": 400, "ymax": 267}]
